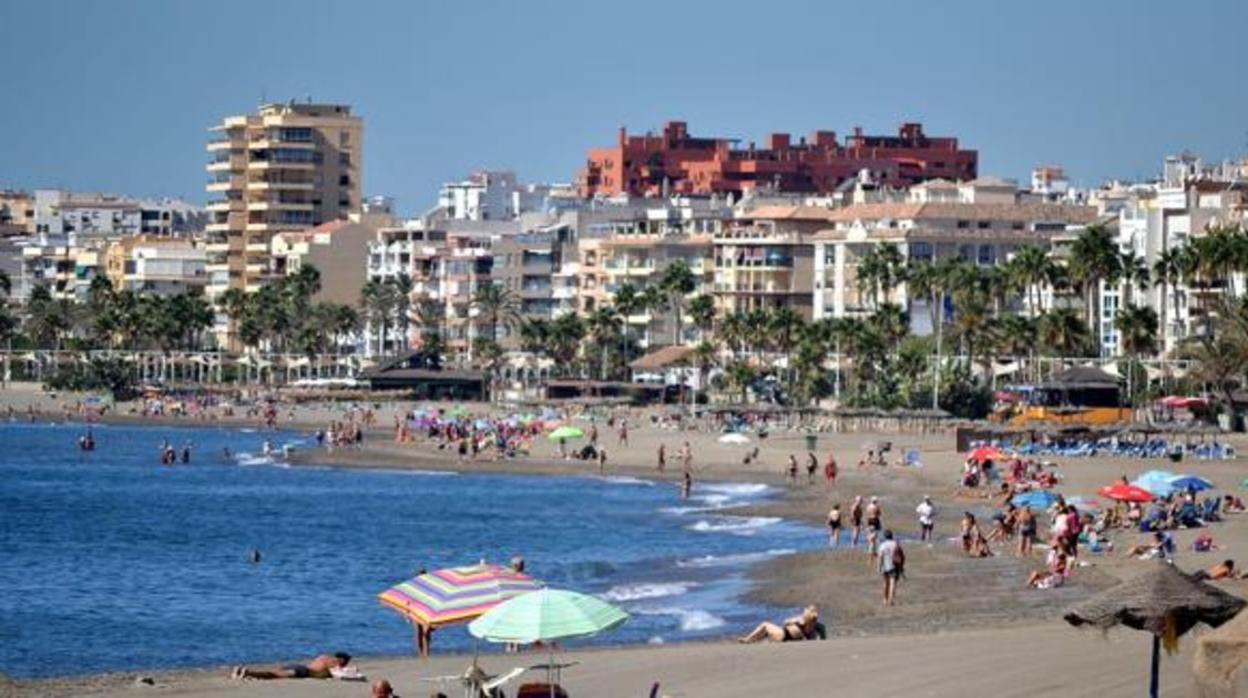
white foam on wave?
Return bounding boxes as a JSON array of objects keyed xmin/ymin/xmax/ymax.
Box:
[
  {"xmin": 675, "ymin": 548, "xmax": 796, "ymax": 568},
  {"xmin": 697, "ymin": 482, "xmax": 770, "ymax": 497},
  {"xmin": 234, "ymin": 453, "xmax": 275, "ymax": 467},
  {"xmin": 590, "ymin": 475, "xmax": 655, "ymax": 487},
  {"xmin": 600, "ymin": 581, "xmax": 697, "ymax": 602},
  {"xmin": 687, "ymin": 516, "xmax": 781, "ymax": 536},
  {"xmin": 633, "ymin": 606, "xmax": 726, "ymax": 632}
]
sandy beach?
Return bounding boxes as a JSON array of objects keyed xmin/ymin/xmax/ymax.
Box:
[{"xmin": 8, "ymin": 382, "xmax": 1248, "ymax": 697}]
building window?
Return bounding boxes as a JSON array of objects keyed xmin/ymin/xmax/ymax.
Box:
[
  {"xmin": 956, "ymin": 220, "xmax": 970, "ymax": 229},
  {"xmin": 977, "ymin": 221, "xmax": 990, "ymax": 229}
]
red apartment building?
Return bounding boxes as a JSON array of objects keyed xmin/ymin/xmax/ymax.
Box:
[{"xmin": 578, "ymin": 121, "xmax": 977, "ymax": 197}]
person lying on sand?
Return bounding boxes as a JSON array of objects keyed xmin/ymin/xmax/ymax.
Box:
[
  {"xmin": 232, "ymin": 652, "xmax": 350, "ymax": 680},
  {"xmin": 1193, "ymin": 559, "xmax": 1236, "ymax": 581},
  {"xmin": 1123, "ymin": 531, "xmax": 1174, "ymax": 560},
  {"xmin": 738, "ymin": 606, "xmax": 820, "ymax": 643}
]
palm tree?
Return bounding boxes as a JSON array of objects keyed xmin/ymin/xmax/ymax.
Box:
[
  {"xmin": 1008, "ymin": 245, "xmax": 1055, "ymax": 318},
  {"xmin": 997, "ymin": 314, "xmax": 1036, "ymax": 361},
  {"xmin": 1152, "ymin": 246, "xmax": 1185, "ymax": 350},
  {"xmin": 359, "ymin": 279, "xmax": 393, "ymax": 357},
  {"xmin": 586, "ymin": 306, "xmax": 622, "ymax": 380},
  {"xmin": 614, "ymin": 282, "xmax": 643, "ymax": 359},
  {"xmin": 519, "ymin": 318, "xmax": 550, "ymax": 356},
  {"xmin": 1068, "ymin": 224, "xmax": 1122, "ymax": 352},
  {"xmin": 388, "ymin": 273, "xmax": 413, "ymax": 354},
  {"xmin": 414, "ymin": 298, "xmax": 444, "ymax": 354},
  {"xmin": 638, "ymin": 285, "xmax": 665, "ymax": 347},
  {"xmin": 1118, "ymin": 251, "xmax": 1150, "ymax": 306},
  {"xmin": 687, "ymin": 294, "xmax": 715, "ymax": 342},
  {"xmin": 659, "ymin": 259, "xmax": 697, "ymax": 346},
  {"xmin": 856, "ymin": 243, "xmax": 904, "ymax": 310},
  {"xmin": 1039, "ymin": 308, "xmax": 1090, "ymax": 358},
  {"xmin": 547, "ymin": 313, "xmax": 585, "ymax": 372},
  {"xmin": 471, "ymin": 284, "xmax": 520, "ymax": 344}
]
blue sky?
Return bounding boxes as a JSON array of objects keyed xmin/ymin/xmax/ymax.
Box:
[{"xmin": 1, "ymin": 1, "xmax": 1245, "ymax": 213}]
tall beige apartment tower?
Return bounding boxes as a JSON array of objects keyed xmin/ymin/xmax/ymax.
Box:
[{"xmin": 204, "ymin": 102, "xmax": 362, "ymax": 314}]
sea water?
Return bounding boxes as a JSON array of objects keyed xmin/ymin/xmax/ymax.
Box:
[{"xmin": 0, "ymin": 422, "xmax": 817, "ymax": 677}]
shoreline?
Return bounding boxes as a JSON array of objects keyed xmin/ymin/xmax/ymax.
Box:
[{"xmin": 9, "ymin": 394, "xmax": 1248, "ymax": 695}]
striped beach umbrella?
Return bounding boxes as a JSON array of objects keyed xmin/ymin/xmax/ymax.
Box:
[{"xmin": 378, "ymin": 564, "xmax": 541, "ymax": 628}]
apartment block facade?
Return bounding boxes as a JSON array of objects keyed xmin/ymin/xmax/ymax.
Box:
[
  {"xmin": 204, "ymin": 101, "xmax": 362, "ymax": 313},
  {"xmin": 579, "ymin": 121, "xmax": 977, "ymax": 198}
]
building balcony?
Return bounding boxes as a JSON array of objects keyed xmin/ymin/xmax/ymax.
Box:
[
  {"xmin": 245, "ymin": 242, "xmax": 269, "ymax": 253},
  {"xmin": 206, "ymin": 159, "xmax": 244, "ymax": 173},
  {"xmin": 247, "ymin": 160, "xmax": 316, "ymax": 171},
  {"xmin": 206, "ymin": 199, "xmax": 244, "ymax": 213},
  {"xmin": 247, "ymin": 180, "xmax": 315, "ymax": 192},
  {"xmin": 204, "ymin": 241, "xmax": 232, "ymax": 254},
  {"xmin": 206, "ymin": 139, "xmax": 242, "ymax": 152},
  {"xmin": 206, "ymin": 176, "xmax": 244, "ymax": 192},
  {"xmin": 205, "ymin": 222, "xmax": 235, "ymax": 233},
  {"xmin": 248, "ymin": 138, "xmax": 316, "ymax": 150},
  {"xmin": 245, "ymin": 222, "xmax": 304, "ymax": 233},
  {"xmin": 205, "ymin": 262, "xmax": 231, "ymax": 274},
  {"xmin": 247, "ymin": 200, "xmax": 315, "ymax": 212}
]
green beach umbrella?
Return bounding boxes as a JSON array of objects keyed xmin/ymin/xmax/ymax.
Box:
[
  {"xmin": 547, "ymin": 426, "xmax": 584, "ymax": 441},
  {"xmin": 467, "ymin": 588, "xmax": 628, "ymax": 644},
  {"xmin": 448, "ymin": 405, "xmax": 470, "ymax": 418}
]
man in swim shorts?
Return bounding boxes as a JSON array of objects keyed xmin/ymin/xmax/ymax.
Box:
[{"xmin": 232, "ymin": 652, "xmax": 351, "ymax": 680}]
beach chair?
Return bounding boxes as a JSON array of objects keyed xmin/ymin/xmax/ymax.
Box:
[
  {"xmin": 481, "ymin": 667, "xmax": 528, "ymax": 697},
  {"xmin": 516, "ymin": 683, "xmax": 569, "ymax": 698}
]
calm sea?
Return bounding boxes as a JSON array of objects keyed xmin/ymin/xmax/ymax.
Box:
[{"xmin": 0, "ymin": 421, "xmax": 817, "ymax": 678}]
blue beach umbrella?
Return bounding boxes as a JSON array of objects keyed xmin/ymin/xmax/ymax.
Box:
[
  {"xmin": 1134, "ymin": 470, "xmax": 1179, "ymax": 497},
  {"xmin": 1168, "ymin": 475, "xmax": 1214, "ymax": 492},
  {"xmin": 1012, "ymin": 490, "xmax": 1059, "ymax": 509}
]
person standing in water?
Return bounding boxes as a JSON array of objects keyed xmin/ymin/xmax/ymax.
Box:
[
  {"xmin": 680, "ymin": 470, "xmax": 693, "ymax": 500},
  {"xmin": 180, "ymin": 442, "xmax": 192, "ymax": 464},
  {"xmin": 850, "ymin": 495, "xmax": 865, "ymax": 546},
  {"xmin": 827, "ymin": 504, "xmax": 843, "ymax": 547}
]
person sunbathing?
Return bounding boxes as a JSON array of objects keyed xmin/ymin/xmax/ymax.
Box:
[
  {"xmin": 231, "ymin": 652, "xmax": 351, "ymax": 680},
  {"xmin": 1123, "ymin": 531, "xmax": 1174, "ymax": 560},
  {"xmin": 1224, "ymin": 495, "xmax": 1247, "ymax": 513},
  {"xmin": 1193, "ymin": 559, "xmax": 1236, "ymax": 581},
  {"xmin": 738, "ymin": 606, "xmax": 820, "ymax": 643}
]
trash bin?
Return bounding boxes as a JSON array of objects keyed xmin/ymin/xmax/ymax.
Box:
[{"xmin": 804, "ymin": 433, "xmax": 818, "ymax": 451}]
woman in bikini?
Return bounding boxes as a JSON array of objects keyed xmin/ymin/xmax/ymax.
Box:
[{"xmin": 738, "ymin": 606, "xmax": 819, "ymax": 643}]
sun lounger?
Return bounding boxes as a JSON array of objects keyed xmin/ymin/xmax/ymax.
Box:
[{"xmin": 517, "ymin": 683, "xmax": 569, "ymax": 698}]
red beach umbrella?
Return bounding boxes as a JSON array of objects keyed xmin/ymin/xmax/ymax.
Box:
[
  {"xmin": 1098, "ymin": 483, "xmax": 1156, "ymax": 503},
  {"xmin": 968, "ymin": 446, "xmax": 1008, "ymax": 463}
]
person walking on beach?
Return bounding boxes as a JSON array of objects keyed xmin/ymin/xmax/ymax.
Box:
[
  {"xmin": 805, "ymin": 451, "xmax": 818, "ymax": 485},
  {"xmin": 878, "ymin": 530, "xmax": 903, "ymax": 606},
  {"xmin": 916, "ymin": 496, "xmax": 935, "ymax": 543},
  {"xmin": 865, "ymin": 496, "xmax": 883, "ymax": 558},
  {"xmin": 589, "ymin": 422, "xmax": 598, "ymax": 446},
  {"xmin": 681, "ymin": 441, "xmax": 693, "ymax": 472},
  {"xmin": 786, "ymin": 454, "xmax": 799, "ymax": 485},
  {"xmin": 1017, "ymin": 505, "xmax": 1037, "ymax": 557},
  {"xmin": 827, "ymin": 504, "xmax": 843, "ymax": 547},
  {"xmin": 618, "ymin": 419, "xmax": 628, "ymax": 447},
  {"xmin": 850, "ymin": 496, "xmax": 864, "ymax": 546},
  {"xmin": 597, "ymin": 448, "xmax": 608, "ymax": 474},
  {"xmin": 657, "ymin": 443, "xmax": 666, "ymax": 472},
  {"xmin": 823, "ymin": 452, "xmax": 837, "ymax": 488}
]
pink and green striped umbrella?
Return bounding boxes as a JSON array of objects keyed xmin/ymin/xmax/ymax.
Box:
[{"xmin": 378, "ymin": 564, "xmax": 541, "ymax": 628}]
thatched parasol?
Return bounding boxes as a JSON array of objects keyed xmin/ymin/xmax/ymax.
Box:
[
  {"xmin": 1194, "ymin": 608, "xmax": 1248, "ymax": 690},
  {"xmin": 1065, "ymin": 562, "xmax": 1245, "ymax": 698}
]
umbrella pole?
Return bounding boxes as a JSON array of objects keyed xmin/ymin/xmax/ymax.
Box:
[{"xmin": 1149, "ymin": 634, "xmax": 1160, "ymax": 698}]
